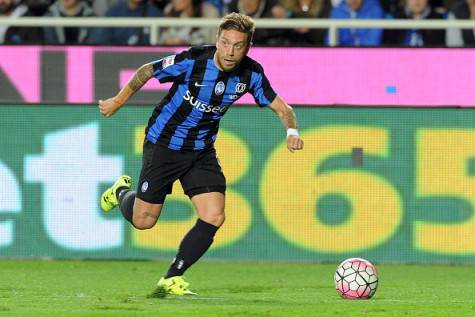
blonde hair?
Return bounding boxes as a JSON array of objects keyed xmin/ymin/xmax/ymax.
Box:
[{"xmin": 218, "ymin": 12, "xmax": 256, "ymax": 45}]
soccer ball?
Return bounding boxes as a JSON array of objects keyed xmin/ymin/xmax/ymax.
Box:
[{"xmin": 334, "ymin": 258, "xmax": 378, "ymax": 299}]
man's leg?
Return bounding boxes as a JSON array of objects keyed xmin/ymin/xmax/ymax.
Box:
[
  {"xmin": 116, "ymin": 139, "xmax": 177, "ymax": 229},
  {"xmin": 163, "ymin": 192, "xmax": 224, "ymax": 277},
  {"xmin": 155, "ymin": 145, "xmax": 226, "ymax": 295},
  {"xmin": 118, "ymin": 188, "xmax": 163, "ymax": 230},
  {"xmin": 101, "ymin": 175, "xmax": 164, "ymax": 230}
]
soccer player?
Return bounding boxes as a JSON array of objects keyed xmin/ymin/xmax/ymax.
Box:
[{"xmin": 98, "ymin": 12, "xmax": 303, "ymax": 296}]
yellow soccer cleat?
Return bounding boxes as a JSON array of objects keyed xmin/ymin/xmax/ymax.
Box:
[
  {"xmin": 156, "ymin": 276, "xmax": 197, "ymax": 296},
  {"xmin": 100, "ymin": 175, "xmax": 132, "ymax": 212}
]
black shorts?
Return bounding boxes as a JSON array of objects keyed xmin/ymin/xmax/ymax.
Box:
[{"xmin": 136, "ymin": 140, "xmax": 226, "ymax": 204}]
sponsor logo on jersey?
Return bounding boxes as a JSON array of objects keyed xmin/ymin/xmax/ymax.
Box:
[
  {"xmin": 235, "ymin": 83, "xmax": 246, "ymax": 93},
  {"xmin": 215, "ymin": 81, "xmax": 225, "ymax": 95},
  {"xmin": 162, "ymin": 55, "xmax": 175, "ymax": 68},
  {"xmin": 184, "ymin": 90, "xmax": 227, "ymax": 114}
]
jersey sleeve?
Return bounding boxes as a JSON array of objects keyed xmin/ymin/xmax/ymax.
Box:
[
  {"xmin": 249, "ymin": 67, "xmax": 277, "ymax": 108},
  {"xmin": 151, "ymin": 49, "xmax": 192, "ymax": 83}
]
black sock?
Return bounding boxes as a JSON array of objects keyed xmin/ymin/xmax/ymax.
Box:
[
  {"xmin": 116, "ymin": 186, "xmax": 128, "ymax": 199},
  {"xmin": 118, "ymin": 189, "xmax": 135, "ymax": 226},
  {"xmin": 165, "ymin": 219, "xmax": 219, "ymax": 278}
]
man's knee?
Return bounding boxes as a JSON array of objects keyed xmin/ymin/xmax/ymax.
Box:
[
  {"xmin": 202, "ymin": 210, "xmax": 225, "ymax": 227},
  {"xmin": 132, "ymin": 205, "xmax": 160, "ymax": 230},
  {"xmin": 131, "ymin": 217, "xmax": 155, "ymax": 230},
  {"xmin": 214, "ymin": 213, "xmax": 225, "ymax": 227}
]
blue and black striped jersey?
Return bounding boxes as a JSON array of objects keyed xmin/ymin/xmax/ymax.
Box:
[{"xmin": 145, "ymin": 46, "xmax": 277, "ymax": 151}]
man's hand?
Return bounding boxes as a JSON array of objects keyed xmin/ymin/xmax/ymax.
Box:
[
  {"xmin": 287, "ymin": 135, "xmax": 304, "ymax": 153},
  {"xmin": 98, "ymin": 97, "xmax": 122, "ymax": 117},
  {"xmin": 98, "ymin": 63, "xmax": 153, "ymax": 118}
]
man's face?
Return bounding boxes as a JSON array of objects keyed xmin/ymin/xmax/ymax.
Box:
[
  {"xmin": 239, "ymin": 0, "xmax": 260, "ymax": 15},
  {"xmin": 172, "ymin": 0, "xmax": 192, "ymax": 11},
  {"xmin": 0, "ymin": 0, "xmax": 14, "ymax": 14},
  {"xmin": 62, "ymin": 0, "xmax": 79, "ymax": 10},
  {"xmin": 406, "ymin": 0, "xmax": 428, "ymax": 15},
  {"xmin": 215, "ymin": 29, "xmax": 250, "ymax": 72},
  {"xmin": 347, "ymin": 0, "xmax": 363, "ymax": 11}
]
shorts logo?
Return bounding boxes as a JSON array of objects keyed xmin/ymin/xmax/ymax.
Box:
[
  {"xmin": 235, "ymin": 83, "xmax": 246, "ymax": 94},
  {"xmin": 141, "ymin": 181, "xmax": 149, "ymax": 193},
  {"xmin": 161, "ymin": 55, "xmax": 175, "ymax": 69},
  {"xmin": 215, "ymin": 81, "xmax": 225, "ymax": 96}
]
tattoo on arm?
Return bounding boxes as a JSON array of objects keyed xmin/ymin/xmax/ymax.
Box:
[
  {"xmin": 143, "ymin": 211, "xmax": 159, "ymax": 220},
  {"xmin": 281, "ymin": 108, "xmax": 297, "ymax": 129},
  {"xmin": 127, "ymin": 64, "xmax": 154, "ymax": 93},
  {"xmin": 271, "ymin": 96, "xmax": 298, "ymax": 130}
]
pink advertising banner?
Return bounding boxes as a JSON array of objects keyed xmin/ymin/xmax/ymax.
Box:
[{"xmin": 0, "ymin": 46, "xmax": 474, "ymax": 106}]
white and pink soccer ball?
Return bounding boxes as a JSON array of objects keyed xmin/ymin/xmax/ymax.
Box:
[{"xmin": 334, "ymin": 258, "xmax": 378, "ymax": 300}]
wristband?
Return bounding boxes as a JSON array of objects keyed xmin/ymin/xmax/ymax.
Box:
[{"xmin": 287, "ymin": 128, "xmax": 299, "ymax": 137}]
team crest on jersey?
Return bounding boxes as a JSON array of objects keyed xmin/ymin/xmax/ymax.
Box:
[
  {"xmin": 215, "ymin": 81, "xmax": 225, "ymax": 95},
  {"xmin": 235, "ymin": 83, "xmax": 246, "ymax": 94},
  {"xmin": 161, "ymin": 55, "xmax": 175, "ymax": 69}
]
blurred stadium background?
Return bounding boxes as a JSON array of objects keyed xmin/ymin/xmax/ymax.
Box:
[{"xmin": 1, "ymin": 0, "xmax": 475, "ymax": 316}]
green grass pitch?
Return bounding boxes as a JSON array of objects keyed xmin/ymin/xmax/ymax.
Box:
[{"xmin": 0, "ymin": 260, "xmax": 473, "ymax": 316}]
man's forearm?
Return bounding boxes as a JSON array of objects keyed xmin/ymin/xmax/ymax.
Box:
[
  {"xmin": 279, "ymin": 107, "xmax": 298, "ymax": 130},
  {"xmin": 115, "ymin": 63, "xmax": 154, "ymax": 105},
  {"xmin": 270, "ymin": 96, "xmax": 298, "ymax": 130}
]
